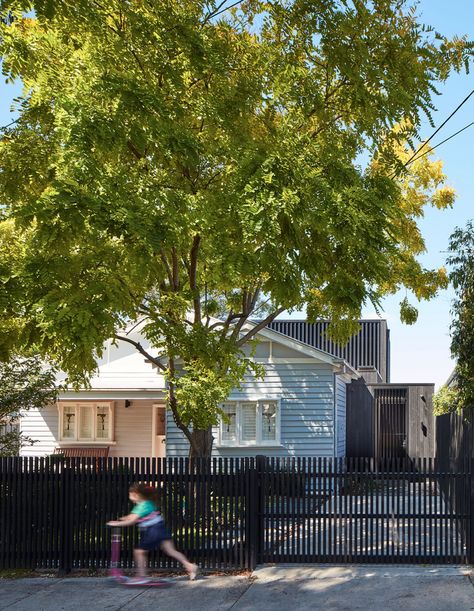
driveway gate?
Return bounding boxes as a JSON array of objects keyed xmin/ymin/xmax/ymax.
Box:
[{"xmin": 255, "ymin": 456, "xmax": 472, "ymax": 565}]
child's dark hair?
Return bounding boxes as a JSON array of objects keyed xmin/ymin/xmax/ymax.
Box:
[{"xmin": 129, "ymin": 483, "xmax": 159, "ymax": 504}]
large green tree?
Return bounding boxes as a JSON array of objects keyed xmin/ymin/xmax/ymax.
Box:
[
  {"xmin": 434, "ymin": 222, "xmax": 474, "ymax": 415},
  {"xmin": 0, "ymin": 1, "xmax": 470, "ymax": 455}
]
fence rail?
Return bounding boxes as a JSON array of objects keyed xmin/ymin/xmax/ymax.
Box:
[{"xmin": 0, "ymin": 456, "xmax": 472, "ymax": 572}]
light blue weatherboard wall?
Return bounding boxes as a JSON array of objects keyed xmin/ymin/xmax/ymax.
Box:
[
  {"xmin": 335, "ymin": 375, "xmax": 347, "ymax": 458},
  {"xmin": 166, "ymin": 341, "xmax": 340, "ymax": 457}
]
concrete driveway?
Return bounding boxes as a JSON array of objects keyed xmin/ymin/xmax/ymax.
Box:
[{"xmin": 0, "ymin": 565, "xmax": 473, "ymax": 611}]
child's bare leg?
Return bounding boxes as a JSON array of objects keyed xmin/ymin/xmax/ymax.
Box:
[
  {"xmin": 160, "ymin": 540, "xmax": 197, "ymax": 576},
  {"xmin": 133, "ymin": 548, "xmax": 148, "ymax": 578}
]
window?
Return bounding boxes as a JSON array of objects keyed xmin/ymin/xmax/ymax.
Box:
[
  {"xmin": 221, "ymin": 403, "xmax": 237, "ymax": 443},
  {"xmin": 219, "ymin": 400, "xmax": 280, "ymax": 446},
  {"xmin": 58, "ymin": 402, "xmax": 114, "ymax": 442}
]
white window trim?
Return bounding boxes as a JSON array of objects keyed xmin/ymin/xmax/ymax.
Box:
[
  {"xmin": 218, "ymin": 399, "xmax": 281, "ymax": 447},
  {"xmin": 58, "ymin": 401, "xmax": 115, "ymax": 443}
]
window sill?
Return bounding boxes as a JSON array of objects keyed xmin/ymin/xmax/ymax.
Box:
[
  {"xmin": 57, "ymin": 441, "xmax": 117, "ymax": 446},
  {"xmin": 216, "ymin": 444, "xmax": 284, "ymax": 449}
]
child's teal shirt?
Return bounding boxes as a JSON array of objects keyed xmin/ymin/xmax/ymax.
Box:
[{"xmin": 131, "ymin": 500, "xmax": 156, "ymax": 518}]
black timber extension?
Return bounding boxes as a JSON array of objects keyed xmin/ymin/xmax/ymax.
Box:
[{"xmin": 346, "ymin": 382, "xmax": 435, "ymax": 460}]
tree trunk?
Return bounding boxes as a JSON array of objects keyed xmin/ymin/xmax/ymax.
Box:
[
  {"xmin": 167, "ymin": 377, "xmax": 214, "ymax": 458},
  {"xmin": 189, "ymin": 427, "xmax": 214, "ymax": 458}
]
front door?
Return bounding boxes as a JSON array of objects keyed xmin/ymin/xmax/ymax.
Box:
[
  {"xmin": 152, "ymin": 403, "xmax": 166, "ymax": 458},
  {"xmin": 375, "ymin": 388, "xmax": 407, "ymax": 458}
]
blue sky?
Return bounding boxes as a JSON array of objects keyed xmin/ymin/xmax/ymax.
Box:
[
  {"xmin": 359, "ymin": 0, "xmax": 474, "ymax": 388},
  {"xmin": 1, "ymin": 1, "xmax": 474, "ymax": 388}
]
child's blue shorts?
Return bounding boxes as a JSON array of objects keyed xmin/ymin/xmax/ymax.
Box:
[{"xmin": 137, "ymin": 522, "xmax": 172, "ymax": 551}]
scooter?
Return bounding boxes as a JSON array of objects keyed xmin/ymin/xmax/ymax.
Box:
[{"xmin": 109, "ymin": 527, "xmax": 170, "ymax": 587}]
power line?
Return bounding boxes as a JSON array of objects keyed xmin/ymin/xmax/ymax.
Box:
[
  {"xmin": 0, "ymin": 118, "xmax": 19, "ymax": 131},
  {"xmin": 403, "ymin": 88, "xmax": 474, "ymax": 168},
  {"xmin": 205, "ymin": 1, "xmax": 242, "ymax": 21},
  {"xmin": 406, "ymin": 119, "xmax": 474, "ymax": 166}
]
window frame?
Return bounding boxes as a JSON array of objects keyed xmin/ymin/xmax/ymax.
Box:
[
  {"xmin": 218, "ymin": 399, "xmax": 281, "ymax": 447},
  {"xmin": 58, "ymin": 401, "xmax": 115, "ymax": 443}
]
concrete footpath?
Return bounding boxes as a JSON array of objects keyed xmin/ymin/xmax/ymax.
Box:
[{"xmin": 0, "ymin": 565, "xmax": 473, "ymax": 611}]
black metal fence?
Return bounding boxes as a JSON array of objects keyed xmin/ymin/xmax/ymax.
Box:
[
  {"xmin": 0, "ymin": 456, "xmax": 472, "ymax": 572},
  {"xmin": 0, "ymin": 456, "xmax": 254, "ymax": 572},
  {"xmin": 435, "ymin": 411, "xmax": 474, "ymax": 561}
]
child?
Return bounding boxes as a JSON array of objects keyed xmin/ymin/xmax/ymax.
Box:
[{"xmin": 107, "ymin": 483, "xmax": 198, "ymax": 584}]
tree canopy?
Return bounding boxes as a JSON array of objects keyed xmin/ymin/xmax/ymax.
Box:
[
  {"xmin": 0, "ymin": 355, "xmax": 57, "ymax": 455},
  {"xmin": 434, "ymin": 222, "xmax": 474, "ymax": 415},
  {"xmin": 0, "ymin": 0, "xmax": 471, "ymax": 454}
]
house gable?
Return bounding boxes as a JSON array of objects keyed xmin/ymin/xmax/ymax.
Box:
[{"xmin": 56, "ymin": 329, "xmax": 166, "ymax": 393}]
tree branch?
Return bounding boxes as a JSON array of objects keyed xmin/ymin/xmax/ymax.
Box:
[
  {"xmin": 160, "ymin": 249, "xmax": 173, "ymax": 286},
  {"xmin": 171, "ymin": 247, "xmax": 180, "ymax": 290},
  {"xmin": 202, "ymin": 0, "xmax": 239, "ymax": 26},
  {"xmin": 127, "ymin": 140, "xmax": 144, "ymax": 160},
  {"xmin": 208, "ymin": 321, "xmax": 226, "ymax": 331},
  {"xmin": 311, "ymin": 114, "xmax": 343, "ymax": 139},
  {"xmin": 189, "ymin": 234, "xmax": 202, "ymax": 324},
  {"xmin": 249, "ymin": 285, "xmax": 261, "ymax": 312},
  {"xmin": 167, "ymin": 357, "xmax": 195, "ymax": 450},
  {"xmin": 129, "ymin": 45, "xmax": 147, "ymax": 77},
  {"xmin": 115, "ymin": 335, "xmax": 167, "ymax": 371},
  {"xmin": 249, "ymin": 295, "xmax": 273, "ymax": 316},
  {"xmin": 236, "ymin": 307, "xmax": 286, "ymax": 347},
  {"xmin": 218, "ymin": 313, "xmax": 242, "ymax": 339},
  {"xmin": 228, "ymin": 288, "xmax": 262, "ymax": 342},
  {"xmin": 325, "ymin": 77, "xmax": 350, "ymax": 104}
]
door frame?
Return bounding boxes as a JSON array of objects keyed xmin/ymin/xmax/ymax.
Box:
[
  {"xmin": 374, "ymin": 388, "xmax": 408, "ymax": 459},
  {"xmin": 152, "ymin": 402, "xmax": 167, "ymax": 457}
]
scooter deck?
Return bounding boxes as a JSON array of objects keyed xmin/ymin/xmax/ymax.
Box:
[{"xmin": 112, "ymin": 575, "xmax": 171, "ymax": 587}]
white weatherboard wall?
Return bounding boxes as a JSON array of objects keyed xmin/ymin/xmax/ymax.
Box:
[
  {"xmin": 55, "ymin": 334, "xmax": 166, "ymax": 391},
  {"xmin": 166, "ymin": 360, "xmax": 336, "ymax": 458},
  {"xmin": 20, "ymin": 405, "xmax": 58, "ymax": 456},
  {"xmin": 335, "ymin": 375, "xmax": 347, "ymax": 458}
]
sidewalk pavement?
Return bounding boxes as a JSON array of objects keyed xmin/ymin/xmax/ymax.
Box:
[{"xmin": 1, "ymin": 565, "xmax": 473, "ymax": 611}]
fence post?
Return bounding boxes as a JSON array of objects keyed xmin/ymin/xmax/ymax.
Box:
[
  {"xmin": 469, "ymin": 459, "xmax": 474, "ymax": 564},
  {"xmin": 246, "ymin": 458, "xmax": 257, "ymax": 570},
  {"xmin": 246, "ymin": 455, "xmax": 265, "ymax": 570},
  {"xmin": 255, "ymin": 455, "xmax": 265, "ymax": 565},
  {"xmin": 58, "ymin": 458, "xmax": 74, "ymax": 575}
]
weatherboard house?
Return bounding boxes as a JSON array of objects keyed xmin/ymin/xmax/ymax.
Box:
[{"xmin": 19, "ymin": 319, "xmax": 435, "ymax": 460}]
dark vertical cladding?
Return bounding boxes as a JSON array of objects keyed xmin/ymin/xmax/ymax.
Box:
[
  {"xmin": 436, "ymin": 410, "xmax": 474, "ymax": 466},
  {"xmin": 347, "ymin": 383, "xmax": 435, "ymax": 461},
  {"xmin": 346, "ymin": 379, "xmax": 374, "ymax": 458},
  {"xmin": 385, "ymin": 328, "xmax": 391, "ymax": 382},
  {"xmin": 374, "ymin": 388, "xmax": 407, "ymax": 459},
  {"xmin": 268, "ymin": 320, "xmax": 389, "ymax": 382}
]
